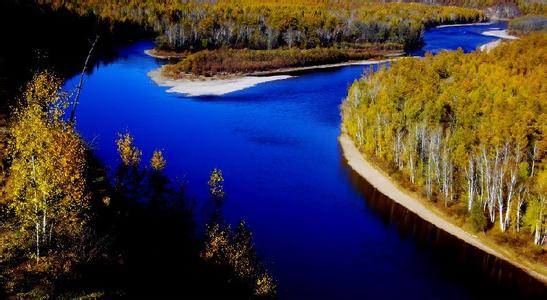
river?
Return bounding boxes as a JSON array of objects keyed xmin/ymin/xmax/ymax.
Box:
[{"xmin": 64, "ymin": 22, "xmax": 540, "ymax": 299}]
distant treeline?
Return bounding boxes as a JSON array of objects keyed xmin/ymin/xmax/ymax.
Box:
[
  {"xmin": 342, "ymin": 34, "xmax": 546, "ymax": 252},
  {"xmin": 411, "ymin": 0, "xmax": 547, "ymax": 15},
  {"xmin": 509, "ymin": 15, "xmax": 547, "ymax": 34},
  {"xmin": 37, "ymin": 0, "xmax": 485, "ymax": 51}
]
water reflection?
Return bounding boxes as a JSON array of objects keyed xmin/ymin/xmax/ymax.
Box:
[{"xmin": 339, "ymin": 142, "xmax": 546, "ymax": 298}]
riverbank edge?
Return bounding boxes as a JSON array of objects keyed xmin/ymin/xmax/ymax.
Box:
[
  {"xmin": 436, "ymin": 22, "xmax": 493, "ymax": 28},
  {"xmin": 478, "ymin": 29, "xmax": 519, "ymax": 52},
  {"xmin": 338, "ymin": 133, "xmax": 547, "ymax": 284},
  {"xmin": 147, "ymin": 56, "xmax": 402, "ymax": 96},
  {"xmin": 144, "ymin": 49, "xmax": 187, "ymax": 59},
  {"xmin": 148, "ymin": 68, "xmax": 293, "ymax": 96}
]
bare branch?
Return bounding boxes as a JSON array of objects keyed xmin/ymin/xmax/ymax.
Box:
[{"xmin": 69, "ymin": 35, "xmax": 100, "ymax": 124}]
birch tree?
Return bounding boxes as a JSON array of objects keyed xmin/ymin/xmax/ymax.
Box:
[{"xmin": 6, "ymin": 71, "xmax": 89, "ymax": 261}]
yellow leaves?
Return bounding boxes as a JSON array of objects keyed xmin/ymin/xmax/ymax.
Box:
[
  {"xmin": 116, "ymin": 131, "xmax": 142, "ymax": 167},
  {"xmin": 43, "ymin": 0, "xmax": 484, "ymax": 52},
  {"xmin": 255, "ymin": 272, "xmax": 276, "ymax": 297},
  {"xmin": 208, "ymin": 168, "xmax": 224, "ymax": 199},
  {"xmin": 202, "ymin": 223, "xmax": 229, "ymax": 261},
  {"xmin": 117, "ymin": 133, "xmax": 170, "ymax": 172},
  {"xmin": 342, "ymin": 33, "xmax": 546, "ymax": 235},
  {"xmin": 203, "ymin": 220, "xmax": 276, "ymax": 297},
  {"xmin": 150, "ymin": 149, "xmax": 167, "ymax": 171},
  {"xmin": 5, "ymin": 71, "xmax": 89, "ymax": 255},
  {"xmin": 537, "ymin": 169, "xmax": 547, "ymax": 195},
  {"xmin": 23, "ymin": 71, "xmax": 64, "ymax": 107}
]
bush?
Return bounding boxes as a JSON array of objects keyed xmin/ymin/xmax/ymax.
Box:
[
  {"xmin": 162, "ymin": 46, "xmax": 401, "ymax": 77},
  {"xmin": 468, "ymin": 201, "xmax": 488, "ymax": 233}
]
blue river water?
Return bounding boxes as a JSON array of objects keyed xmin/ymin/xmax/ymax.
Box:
[{"xmin": 65, "ymin": 23, "xmax": 506, "ymax": 299}]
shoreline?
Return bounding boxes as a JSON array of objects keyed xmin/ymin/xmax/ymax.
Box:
[
  {"xmin": 478, "ymin": 29, "xmax": 518, "ymax": 52},
  {"xmin": 479, "ymin": 39, "xmax": 501, "ymax": 52},
  {"xmin": 148, "ymin": 68, "xmax": 293, "ymax": 96},
  {"xmin": 482, "ymin": 29, "xmax": 519, "ymax": 40},
  {"xmin": 148, "ymin": 56, "xmax": 402, "ymax": 96},
  {"xmin": 339, "ymin": 133, "xmax": 547, "ymax": 284},
  {"xmin": 436, "ymin": 22, "xmax": 493, "ymax": 28},
  {"xmin": 248, "ymin": 54, "xmax": 402, "ymax": 76},
  {"xmin": 144, "ymin": 49, "xmax": 187, "ymax": 59}
]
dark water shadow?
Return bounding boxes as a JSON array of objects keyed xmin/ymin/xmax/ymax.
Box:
[
  {"xmin": 42, "ymin": 152, "xmax": 263, "ymax": 298},
  {"xmin": 338, "ymin": 143, "xmax": 547, "ymax": 299},
  {"xmin": 0, "ymin": 0, "xmax": 152, "ymax": 114}
]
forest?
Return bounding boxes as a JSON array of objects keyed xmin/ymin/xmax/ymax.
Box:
[
  {"xmin": 0, "ymin": 71, "xmax": 276, "ymax": 297},
  {"xmin": 509, "ymin": 15, "xmax": 547, "ymax": 34},
  {"xmin": 341, "ymin": 34, "xmax": 546, "ymax": 263},
  {"xmin": 162, "ymin": 45, "xmax": 400, "ymax": 77},
  {"xmin": 1, "ymin": 0, "xmax": 546, "ymax": 297},
  {"xmin": 38, "ymin": 0, "xmax": 485, "ymax": 51},
  {"xmin": 421, "ymin": 0, "xmax": 547, "ymax": 15}
]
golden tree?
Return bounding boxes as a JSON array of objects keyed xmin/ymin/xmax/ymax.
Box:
[
  {"xmin": 116, "ymin": 131, "xmax": 142, "ymax": 167},
  {"xmin": 208, "ymin": 168, "xmax": 224, "ymax": 199},
  {"xmin": 5, "ymin": 71, "xmax": 89, "ymax": 260},
  {"xmin": 202, "ymin": 220, "xmax": 276, "ymax": 298},
  {"xmin": 150, "ymin": 149, "xmax": 167, "ymax": 171}
]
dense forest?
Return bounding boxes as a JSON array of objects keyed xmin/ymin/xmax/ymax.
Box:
[
  {"xmin": 418, "ymin": 0, "xmax": 547, "ymax": 16},
  {"xmin": 39, "ymin": 0, "xmax": 485, "ymax": 51},
  {"xmin": 342, "ymin": 34, "xmax": 546, "ymax": 260},
  {"xmin": 509, "ymin": 15, "xmax": 547, "ymax": 34},
  {"xmin": 1, "ymin": 0, "xmax": 546, "ymax": 297}
]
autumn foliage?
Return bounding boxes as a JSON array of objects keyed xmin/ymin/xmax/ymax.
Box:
[
  {"xmin": 38, "ymin": 0, "xmax": 485, "ymax": 51},
  {"xmin": 203, "ymin": 221, "xmax": 276, "ymax": 298},
  {"xmin": 163, "ymin": 45, "xmax": 399, "ymax": 77},
  {"xmin": 150, "ymin": 149, "xmax": 167, "ymax": 171},
  {"xmin": 116, "ymin": 131, "xmax": 142, "ymax": 167},
  {"xmin": 4, "ymin": 71, "xmax": 89, "ymax": 262},
  {"xmin": 342, "ymin": 34, "xmax": 546, "ymax": 247}
]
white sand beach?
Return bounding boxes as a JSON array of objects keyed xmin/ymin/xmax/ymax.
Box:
[
  {"xmin": 482, "ymin": 29, "xmax": 518, "ymax": 40},
  {"xmin": 148, "ymin": 69, "xmax": 292, "ymax": 96},
  {"xmin": 478, "ymin": 29, "xmax": 519, "ymax": 52},
  {"xmin": 148, "ymin": 57, "xmax": 401, "ymax": 96}
]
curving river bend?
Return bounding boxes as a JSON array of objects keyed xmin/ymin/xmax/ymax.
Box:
[{"xmin": 64, "ymin": 22, "xmax": 537, "ymax": 299}]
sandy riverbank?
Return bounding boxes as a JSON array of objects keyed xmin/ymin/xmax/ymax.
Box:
[
  {"xmin": 148, "ymin": 57, "xmax": 401, "ymax": 96},
  {"xmin": 479, "ymin": 39, "xmax": 501, "ymax": 52},
  {"xmin": 144, "ymin": 49, "xmax": 187, "ymax": 59},
  {"xmin": 339, "ymin": 133, "xmax": 547, "ymax": 284},
  {"xmin": 436, "ymin": 22, "xmax": 493, "ymax": 28},
  {"xmin": 249, "ymin": 56, "xmax": 401, "ymax": 76},
  {"xmin": 482, "ymin": 29, "xmax": 519, "ymax": 40},
  {"xmin": 478, "ymin": 29, "xmax": 518, "ymax": 52},
  {"xmin": 148, "ymin": 68, "xmax": 293, "ymax": 96}
]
